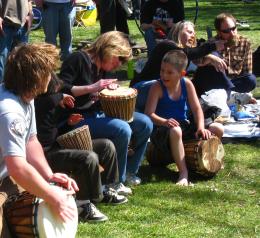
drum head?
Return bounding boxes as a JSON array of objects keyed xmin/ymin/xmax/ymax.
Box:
[{"xmin": 37, "ymin": 196, "xmax": 78, "ymax": 238}]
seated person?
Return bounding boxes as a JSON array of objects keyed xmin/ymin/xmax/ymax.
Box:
[
  {"xmin": 0, "ymin": 43, "xmax": 78, "ymax": 236},
  {"xmin": 192, "ymin": 13, "xmax": 256, "ymax": 97},
  {"xmin": 131, "ymin": 20, "xmax": 226, "ymax": 112},
  {"xmin": 35, "ymin": 74, "xmax": 131, "ymax": 223},
  {"xmin": 140, "ymin": 0, "xmax": 184, "ymax": 56},
  {"xmin": 58, "ymin": 31, "xmax": 153, "ymax": 187},
  {"xmin": 145, "ymin": 50, "xmax": 223, "ymax": 186}
]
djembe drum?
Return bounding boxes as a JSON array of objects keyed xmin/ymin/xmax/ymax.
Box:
[
  {"xmin": 4, "ymin": 185, "xmax": 78, "ymax": 238},
  {"xmin": 56, "ymin": 125, "xmax": 92, "ymax": 151},
  {"xmin": 99, "ymin": 87, "xmax": 137, "ymax": 122},
  {"xmin": 56, "ymin": 125, "xmax": 104, "ymax": 172},
  {"xmin": 146, "ymin": 136, "xmax": 224, "ymax": 177},
  {"xmin": 183, "ymin": 136, "xmax": 225, "ymax": 177}
]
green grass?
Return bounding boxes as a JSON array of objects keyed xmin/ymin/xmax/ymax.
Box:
[{"xmin": 30, "ymin": 1, "xmax": 260, "ymax": 237}]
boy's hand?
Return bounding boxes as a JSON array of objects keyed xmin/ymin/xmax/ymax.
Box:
[
  {"xmin": 164, "ymin": 118, "xmax": 179, "ymax": 128},
  {"xmin": 196, "ymin": 128, "xmax": 211, "ymax": 140}
]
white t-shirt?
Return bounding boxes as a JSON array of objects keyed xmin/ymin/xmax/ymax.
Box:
[{"xmin": 0, "ymin": 85, "xmax": 37, "ymax": 179}]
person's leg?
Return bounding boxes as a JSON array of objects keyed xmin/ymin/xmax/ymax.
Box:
[
  {"xmin": 193, "ymin": 66, "xmax": 235, "ymax": 97},
  {"xmin": 0, "ymin": 26, "xmax": 16, "ymax": 82},
  {"xmin": 99, "ymin": 0, "xmax": 116, "ymax": 33},
  {"xmin": 115, "ymin": 1, "xmax": 129, "ymax": 35},
  {"xmin": 92, "ymin": 138, "xmax": 119, "ymax": 185},
  {"xmin": 169, "ymin": 126, "xmax": 188, "ymax": 186},
  {"xmin": 144, "ymin": 28, "xmax": 157, "ymax": 57},
  {"xmin": 42, "ymin": 2, "xmax": 59, "ymax": 47},
  {"xmin": 231, "ymin": 73, "xmax": 256, "ymax": 93},
  {"xmin": 59, "ymin": 2, "xmax": 74, "ymax": 61},
  {"xmin": 78, "ymin": 115, "xmax": 131, "ymax": 183},
  {"xmin": 46, "ymin": 147, "xmax": 103, "ymax": 201},
  {"xmin": 10, "ymin": 24, "xmax": 29, "ymax": 51},
  {"xmin": 208, "ymin": 122, "xmax": 224, "ymax": 139},
  {"xmin": 132, "ymin": 80, "xmax": 157, "ymax": 113},
  {"xmin": 126, "ymin": 112, "xmax": 153, "ymax": 175}
]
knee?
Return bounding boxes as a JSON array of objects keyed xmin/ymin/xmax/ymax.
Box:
[
  {"xmin": 102, "ymin": 139, "xmax": 116, "ymax": 154},
  {"xmin": 208, "ymin": 122, "xmax": 224, "ymax": 139},
  {"xmin": 247, "ymin": 74, "xmax": 257, "ymax": 91},
  {"xmin": 82, "ymin": 151, "xmax": 99, "ymax": 167},
  {"xmin": 169, "ymin": 126, "xmax": 182, "ymax": 139}
]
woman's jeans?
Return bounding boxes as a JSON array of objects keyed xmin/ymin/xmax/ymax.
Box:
[{"xmin": 77, "ymin": 111, "xmax": 153, "ymax": 183}]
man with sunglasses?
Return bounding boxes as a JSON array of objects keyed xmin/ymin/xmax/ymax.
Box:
[{"xmin": 192, "ymin": 13, "xmax": 256, "ymax": 97}]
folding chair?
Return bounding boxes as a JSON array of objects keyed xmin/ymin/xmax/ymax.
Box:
[{"xmin": 75, "ymin": 2, "xmax": 97, "ymax": 28}]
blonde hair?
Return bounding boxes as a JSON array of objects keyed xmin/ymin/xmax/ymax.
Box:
[
  {"xmin": 86, "ymin": 31, "xmax": 132, "ymax": 63},
  {"xmin": 4, "ymin": 43, "xmax": 60, "ymax": 99},
  {"xmin": 168, "ymin": 21, "xmax": 196, "ymax": 48}
]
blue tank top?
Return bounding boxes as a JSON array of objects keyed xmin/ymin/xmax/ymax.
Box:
[{"xmin": 155, "ymin": 78, "xmax": 188, "ymax": 120}]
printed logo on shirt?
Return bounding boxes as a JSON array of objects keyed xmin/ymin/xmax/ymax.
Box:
[{"xmin": 10, "ymin": 119, "xmax": 25, "ymax": 137}]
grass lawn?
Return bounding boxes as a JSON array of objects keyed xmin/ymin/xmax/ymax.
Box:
[{"xmin": 30, "ymin": 1, "xmax": 259, "ymax": 237}]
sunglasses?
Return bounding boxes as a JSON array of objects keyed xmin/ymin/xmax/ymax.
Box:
[{"xmin": 220, "ymin": 26, "xmax": 237, "ymax": 34}]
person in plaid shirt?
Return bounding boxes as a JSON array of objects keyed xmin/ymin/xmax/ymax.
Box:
[{"xmin": 192, "ymin": 13, "xmax": 256, "ymax": 97}]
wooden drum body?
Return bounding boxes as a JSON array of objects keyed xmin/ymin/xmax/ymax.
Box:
[
  {"xmin": 184, "ymin": 136, "xmax": 225, "ymax": 177},
  {"xmin": 99, "ymin": 87, "xmax": 137, "ymax": 122},
  {"xmin": 56, "ymin": 125, "xmax": 92, "ymax": 151},
  {"xmin": 4, "ymin": 186, "xmax": 78, "ymax": 238}
]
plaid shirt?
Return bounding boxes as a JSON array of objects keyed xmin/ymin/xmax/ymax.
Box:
[{"xmin": 215, "ymin": 34, "xmax": 253, "ymax": 78}]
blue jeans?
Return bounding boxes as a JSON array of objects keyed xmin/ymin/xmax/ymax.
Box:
[
  {"xmin": 76, "ymin": 111, "xmax": 153, "ymax": 183},
  {"xmin": 144, "ymin": 28, "xmax": 157, "ymax": 57},
  {"xmin": 42, "ymin": 2, "xmax": 74, "ymax": 61},
  {"xmin": 133, "ymin": 80, "xmax": 157, "ymax": 113},
  {"xmin": 0, "ymin": 25, "xmax": 28, "ymax": 82}
]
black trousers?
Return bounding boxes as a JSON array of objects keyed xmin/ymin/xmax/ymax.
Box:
[
  {"xmin": 45, "ymin": 139, "xmax": 119, "ymax": 201},
  {"xmin": 99, "ymin": 0, "xmax": 129, "ymax": 34}
]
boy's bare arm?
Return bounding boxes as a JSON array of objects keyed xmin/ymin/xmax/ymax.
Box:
[
  {"xmin": 144, "ymin": 82, "xmax": 166, "ymax": 126},
  {"xmin": 186, "ymin": 79, "xmax": 211, "ymax": 139}
]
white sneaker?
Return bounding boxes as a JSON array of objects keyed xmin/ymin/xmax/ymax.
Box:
[
  {"xmin": 126, "ymin": 173, "xmax": 141, "ymax": 186},
  {"xmin": 78, "ymin": 202, "xmax": 108, "ymax": 223},
  {"xmin": 113, "ymin": 183, "xmax": 132, "ymax": 196}
]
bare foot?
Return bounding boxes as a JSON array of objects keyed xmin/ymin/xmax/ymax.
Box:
[
  {"xmin": 176, "ymin": 177, "xmax": 189, "ymax": 186},
  {"xmin": 176, "ymin": 172, "xmax": 189, "ymax": 186}
]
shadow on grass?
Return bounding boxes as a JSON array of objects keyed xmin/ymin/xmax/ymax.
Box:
[{"xmin": 139, "ymin": 163, "xmax": 217, "ymax": 185}]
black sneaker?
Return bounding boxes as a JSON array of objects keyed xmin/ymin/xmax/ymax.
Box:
[
  {"xmin": 78, "ymin": 202, "xmax": 108, "ymax": 223},
  {"xmin": 102, "ymin": 188, "xmax": 128, "ymax": 205}
]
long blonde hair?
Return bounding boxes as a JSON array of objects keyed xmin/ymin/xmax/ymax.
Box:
[
  {"xmin": 86, "ymin": 31, "xmax": 132, "ymax": 63},
  {"xmin": 168, "ymin": 21, "xmax": 197, "ymax": 48}
]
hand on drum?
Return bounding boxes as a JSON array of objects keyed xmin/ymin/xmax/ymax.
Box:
[
  {"xmin": 90, "ymin": 79, "xmax": 118, "ymax": 92},
  {"xmin": 195, "ymin": 128, "xmax": 211, "ymax": 140},
  {"xmin": 67, "ymin": 113, "xmax": 84, "ymax": 126},
  {"xmin": 60, "ymin": 94, "xmax": 75, "ymax": 108},
  {"xmin": 49, "ymin": 185, "xmax": 78, "ymax": 223},
  {"xmin": 49, "ymin": 173, "xmax": 79, "ymax": 193}
]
